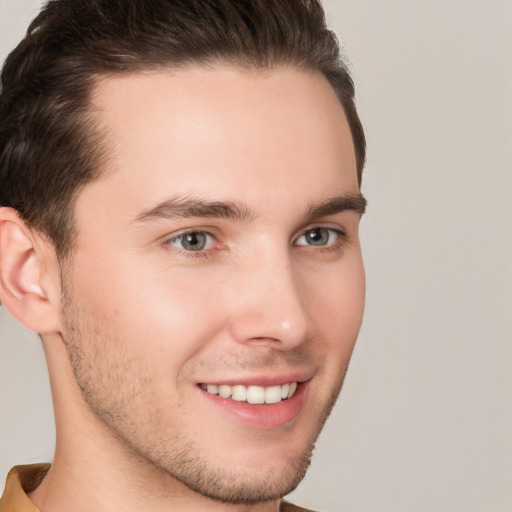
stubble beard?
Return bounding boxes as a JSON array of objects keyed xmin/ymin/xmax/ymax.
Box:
[{"xmin": 59, "ymin": 278, "xmax": 348, "ymax": 505}]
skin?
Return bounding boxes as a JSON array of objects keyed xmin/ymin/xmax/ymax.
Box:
[{"xmin": 0, "ymin": 66, "xmax": 365, "ymax": 512}]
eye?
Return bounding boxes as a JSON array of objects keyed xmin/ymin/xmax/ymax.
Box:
[
  {"xmin": 167, "ymin": 231, "xmax": 215, "ymax": 252},
  {"xmin": 295, "ymin": 227, "xmax": 342, "ymax": 247}
]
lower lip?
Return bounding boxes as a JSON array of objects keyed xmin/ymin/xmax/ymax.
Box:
[{"xmin": 199, "ymin": 382, "xmax": 308, "ymax": 430}]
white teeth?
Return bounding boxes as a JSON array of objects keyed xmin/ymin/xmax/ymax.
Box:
[
  {"xmin": 231, "ymin": 385, "xmax": 247, "ymax": 402},
  {"xmin": 218, "ymin": 385, "xmax": 231, "ymax": 399},
  {"xmin": 201, "ymin": 382, "xmax": 299, "ymax": 404},
  {"xmin": 288, "ymin": 381, "xmax": 297, "ymax": 398},
  {"xmin": 265, "ymin": 385, "xmax": 282, "ymax": 404},
  {"xmin": 207, "ymin": 384, "xmax": 219, "ymax": 395},
  {"xmin": 247, "ymin": 386, "xmax": 265, "ymax": 404}
]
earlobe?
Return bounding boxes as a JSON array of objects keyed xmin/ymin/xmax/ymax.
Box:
[{"xmin": 0, "ymin": 207, "xmax": 61, "ymax": 334}]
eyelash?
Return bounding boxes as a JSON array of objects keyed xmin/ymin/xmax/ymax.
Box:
[{"xmin": 164, "ymin": 226, "xmax": 347, "ymax": 258}]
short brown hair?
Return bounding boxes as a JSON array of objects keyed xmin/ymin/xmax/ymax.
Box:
[{"xmin": 0, "ymin": 0, "xmax": 366, "ymax": 258}]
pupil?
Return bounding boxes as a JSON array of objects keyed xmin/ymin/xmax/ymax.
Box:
[
  {"xmin": 307, "ymin": 229, "xmax": 328, "ymax": 245},
  {"xmin": 184, "ymin": 233, "xmax": 206, "ymax": 251}
]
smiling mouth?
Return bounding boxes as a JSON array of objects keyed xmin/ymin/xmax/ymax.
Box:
[{"xmin": 199, "ymin": 382, "xmax": 298, "ymax": 405}]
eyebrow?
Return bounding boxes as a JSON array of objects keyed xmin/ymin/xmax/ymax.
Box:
[
  {"xmin": 132, "ymin": 193, "xmax": 366, "ymax": 224},
  {"xmin": 305, "ymin": 194, "xmax": 367, "ymax": 219},
  {"xmin": 133, "ymin": 197, "xmax": 255, "ymax": 223}
]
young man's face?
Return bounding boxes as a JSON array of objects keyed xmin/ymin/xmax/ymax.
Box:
[{"xmin": 58, "ymin": 66, "xmax": 365, "ymax": 503}]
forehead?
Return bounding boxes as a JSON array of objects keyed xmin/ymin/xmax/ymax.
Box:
[{"xmin": 83, "ymin": 66, "xmax": 358, "ymax": 221}]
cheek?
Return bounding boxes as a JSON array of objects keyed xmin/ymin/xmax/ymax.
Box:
[
  {"xmin": 69, "ymin": 252, "xmax": 229, "ymax": 374},
  {"xmin": 307, "ymin": 256, "xmax": 365, "ymax": 353}
]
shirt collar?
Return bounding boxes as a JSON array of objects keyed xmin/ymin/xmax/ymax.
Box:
[{"xmin": 0, "ymin": 464, "xmax": 49, "ymax": 512}]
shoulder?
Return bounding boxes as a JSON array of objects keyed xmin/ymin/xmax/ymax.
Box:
[{"xmin": 280, "ymin": 500, "xmax": 319, "ymax": 512}]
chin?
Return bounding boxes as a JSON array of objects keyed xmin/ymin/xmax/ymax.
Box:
[{"xmin": 166, "ymin": 443, "xmax": 314, "ymax": 505}]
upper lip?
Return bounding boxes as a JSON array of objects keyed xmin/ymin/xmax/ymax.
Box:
[{"xmin": 197, "ymin": 372, "xmax": 314, "ymax": 388}]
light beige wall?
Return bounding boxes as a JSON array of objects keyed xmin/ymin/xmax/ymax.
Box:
[{"xmin": 1, "ymin": 1, "xmax": 511, "ymax": 510}]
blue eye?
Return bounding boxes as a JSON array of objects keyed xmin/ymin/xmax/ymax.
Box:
[
  {"xmin": 168, "ymin": 231, "xmax": 214, "ymax": 252},
  {"xmin": 295, "ymin": 227, "xmax": 341, "ymax": 247}
]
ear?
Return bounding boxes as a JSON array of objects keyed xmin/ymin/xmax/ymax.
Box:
[{"xmin": 0, "ymin": 207, "xmax": 62, "ymax": 333}]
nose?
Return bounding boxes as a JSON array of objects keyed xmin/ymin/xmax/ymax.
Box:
[{"xmin": 229, "ymin": 249, "xmax": 316, "ymax": 349}]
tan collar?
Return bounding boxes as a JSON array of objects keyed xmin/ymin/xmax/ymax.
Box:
[{"xmin": 0, "ymin": 464, "xmax": 49, "ymax": 512}]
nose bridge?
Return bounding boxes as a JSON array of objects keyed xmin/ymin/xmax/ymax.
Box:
[{"xmin": 230, "ymin": 244, "xmax": 314, "ymax": 347}]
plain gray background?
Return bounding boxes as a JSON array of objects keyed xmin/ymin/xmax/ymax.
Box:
[{"xmin": 1, "ymin": 1, "xmax": 511, "ymax": 511}]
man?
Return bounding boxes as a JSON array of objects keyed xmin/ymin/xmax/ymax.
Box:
[{"xmin": 0, "ymin": 0, "xmax": 366, "ymax": 510}]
